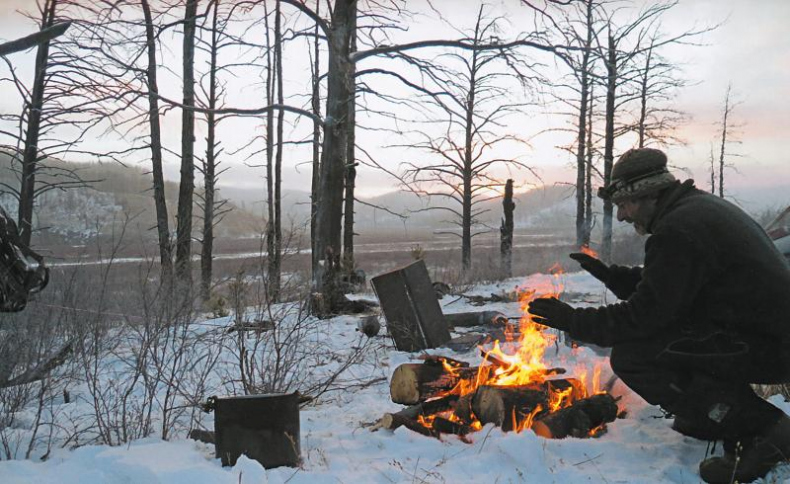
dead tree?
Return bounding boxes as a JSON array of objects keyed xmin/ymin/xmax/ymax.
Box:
[
  {"xmin": 142, "ymin": 0, "xmax": 174, "ymax": 283},
  {"xmin": 593, "ymin": 1, "xmax": 713, "ymax": 260},
  {"xmin": 500, "ymin": 179, "xmax": 515, "ymax": 279},
  {"xmin": 342, "ymin": 8, "xmax": 357, "ymax": 270},
  {"xmin": 17, "ymin": 0, "xmax": 58, "ymax": 246},
  {"xmin": 175, "ymin": 0, "xmax": 199, "ymax": 288},
  {"xmin": 281, "ymin": 0, "xmax": 576, "ymax": 312},
  {"xmin": 197, "ymin": 0, "xmax": 232, "ymax": 302},
  {"xmin": 716, "ymin": 83, "xmax": 741, "ymax": 199},
  {"xmin": 399, "ymin": 8, "xmax": 539, "ymax": 274}
]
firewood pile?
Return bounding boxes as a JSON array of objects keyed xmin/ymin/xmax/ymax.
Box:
[{"xmin": 371, "ymin": 355, "xmax": 620, "ymax": 439}]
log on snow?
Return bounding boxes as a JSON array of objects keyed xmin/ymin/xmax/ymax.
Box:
[
  {"xmin": 389, "ymin": 359, "xmax": 489, "ymax": 405},
  {"xmin": 372, "ymin": 394, "xmax": 458, "ymax": 434},
  {"xmin": 471, "ymin": 379, "xmax": 585, "ymax": 432},
  {"xmin": 531, "ymin": 393, "xmax": 619, "ymax": 439}
]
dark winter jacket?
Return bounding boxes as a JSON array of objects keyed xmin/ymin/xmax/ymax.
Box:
[{"xmin": 569, "ymin": 180, "xmax": 790, "ymax": 347}]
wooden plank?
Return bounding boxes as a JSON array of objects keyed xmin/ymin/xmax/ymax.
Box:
[{"xmin": 371, "ymin": 260, "xmax": 450, "ymax": 351}]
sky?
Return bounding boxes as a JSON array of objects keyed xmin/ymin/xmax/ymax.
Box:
[{"xmin": 0, "ymin": 0, "xmax": 788, "ymax": 211}]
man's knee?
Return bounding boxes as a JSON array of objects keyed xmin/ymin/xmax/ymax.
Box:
[{"xmin": 610, "ymin": 340, "xmax": 653, "ymax": 377}]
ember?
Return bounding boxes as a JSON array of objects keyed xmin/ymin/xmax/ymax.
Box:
[{"xmin": 374, "ymin": 267, "xmax": 620, "ymax": 440}]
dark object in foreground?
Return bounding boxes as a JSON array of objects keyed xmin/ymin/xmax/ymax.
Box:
[{"xmin": 214, "ymin": 393, "xmax": 300, "ymax": 468}]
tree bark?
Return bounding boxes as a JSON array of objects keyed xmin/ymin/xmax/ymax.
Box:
[
  {"xmin": 584, "ymin": 84, "xmax": 594, "ymax": 245},
  {"xmin": 264, "ymin": 0, "xmax": 276, "ymax": 301},
  {"xmin": 269, "ymin": 0, "xmax": 285, "ymax": 301},
  {"xmin": 500, "ymin": 179, "xmax": 515, "ymax": 279},
  {"xmin": 601, "ymin": 33, "xmax": 616, "ymax": 263},
  {"xmin": 312, "ymin": 0, "xmax": 355, "ymax": 309},
  {"xmin": 717, "ymin": 84, "xmax": 731, "ymax": 199},
  {"xmin": 18, "ymin": 0, "xmax": 57, "ymax": 246},
  {"xmin": 342, "ymin": 8, "xmax": 357, "ymax": 270},
  {"xmin": 575, "ymin": 0, "xmax": 593, "ymax": 248},
  {"xmin": 141, "ymin": 0, "xmax": 173, "ymax": 283},
  {"xmin": 175, "ymin": 0, "xmax": 199, "ymax": 287},
  {"xmin": 637, "ymin": 41, "xmax": 654, "ymax": 149},
  {"xmin": 201, "ymin": 0, "xmax": 219, "ymax": 302},
  {"xmin": 461, "ymin": 47, "xmax": 479, "ymax": 274},
  {"xmin": 310, "ymin": 1, "xmax": 321, "ymax": 270}
]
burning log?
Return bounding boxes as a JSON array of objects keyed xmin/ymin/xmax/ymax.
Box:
[
  {"xmin": 472, "ymin": 385, "xmax": 548, "ymax": 431},
  {"xmin": 532, "ymin": 393, "xmax": 619, "ymax": 439},
  {"xmin": 390, "ymin": 355, "xmax": 568, "ymax": 405},
  {"xmin": 372, "ymin": 394, "xmax": 458, "ymax": 434},
  {"xmin": 471, "ymin": 379, "xmax": 585, "ymax": 432},
  {"xmin": 389, "ymin": 358, "xmax": 490, "ymax": 405},
  {"xmin": 431, "ymin": 416, "xmax": 474, "ymax": 436}
]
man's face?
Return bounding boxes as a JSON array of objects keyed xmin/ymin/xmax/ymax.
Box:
[{"xmin": 616, "ymin": 197, "xmax": 657, "ymax": 235}]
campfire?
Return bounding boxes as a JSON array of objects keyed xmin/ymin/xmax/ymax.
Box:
[{"xmin": 373, "ymin": 255, "xmax": 621, "ymax": 440}]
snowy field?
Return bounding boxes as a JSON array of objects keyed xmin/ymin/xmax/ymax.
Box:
[{"xmin": 2, "ymin": 271, "xmax": 790, "ymax": 484}]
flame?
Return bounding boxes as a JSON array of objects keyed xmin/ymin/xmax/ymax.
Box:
[
  {"xmin": 580, "ymin": 244, "xmax": 598, "ymax": 258},
  {"xmin": 421, "ymin": 261, "xmax": 611, "ymax": 437}
]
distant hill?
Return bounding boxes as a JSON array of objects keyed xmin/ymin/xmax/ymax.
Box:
[{"xmin": 0, "ymin": 149, "xmax": 263, "ymax": 241}]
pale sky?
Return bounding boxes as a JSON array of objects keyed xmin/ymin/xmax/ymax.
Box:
[{"xmin": 0, "ymin": 0, "xmax": 788, "ymax": 210}]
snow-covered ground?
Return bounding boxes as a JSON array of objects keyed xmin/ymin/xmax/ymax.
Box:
[{"xmin": 2, "ymin": 271, "xmax": 790, "ymax": 483}]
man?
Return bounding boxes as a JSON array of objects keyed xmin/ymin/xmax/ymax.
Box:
[{"xmin": 528, "ymin": 148, "xmax": 790, "ymax": 483}]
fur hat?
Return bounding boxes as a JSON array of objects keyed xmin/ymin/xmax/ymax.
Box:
[{"xmin": 598, "ymin": 148, "xmax": 676, "ymax": 202}]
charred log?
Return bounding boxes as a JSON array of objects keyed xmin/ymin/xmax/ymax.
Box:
[
  {"xmin": 472, "ymin": 385, "xmax": 548, "ymax": 431},
  {"xmin": 372, "ymin": 394, "xmax": 458, "ymax": 434},
  {"xmin": 532, "ymin": 393, "xmax": 619, "ymax": 439},
  {"xmin": 471, "ymin": 379, "xmax": 585, "ymax": 432}
]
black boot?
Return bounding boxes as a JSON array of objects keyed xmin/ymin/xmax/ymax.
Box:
[{"xmin": 699, "ymin": 414, "xmax": 790, "ymax": 483}]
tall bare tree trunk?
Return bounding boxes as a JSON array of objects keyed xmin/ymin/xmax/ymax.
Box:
[
  {"xmin": 141, "ymin": 0, "xmax": 173, "ymax": 283},
  {"xmin": 201, "ymin": 0, "xmax": 219, "ymax": 302},
  {"xmin": 310, "ymin": 2, "xmax": 321, "ymax": 266},
  {"xmin": 584, "ymin": 85, "xmax": 594, "ymax": 245},
  {"xmin": 461, "ymin": 47, "xmax": 480, "ymax": 274},
  {"xmin": 312, "ymin": 0, "xmax": 355, "ymax": 309},
  {"xmin": 500, "ymin": 179, "xmax": 514, "ymax": 279},
  {"xmin": 717, "ymin": 84, "xmax": 731, "ymax": 199},
  {"xmin": 575, "ymin": 0, "xmax": 593, "ymax": 249},
  {"xmin": 342, "ymin": 9, "xmax": 357, "ymax": 269},
  {"xmin": 268, "ymin": 0, "xmax": 285, "ymax": 301},
  {"xmin": 175, "ymin": 0, "xmax": 199, "ymax": 287},
  {"xmin": 637, "ymin": 41, "xmax": 654, "ymax": 149},
  {"xmin": 601, "ymin": 33, "xmax": 616, "ymax": 262},
  {"xmin": 263, "ymin": 1, "xmax": 276, "ymax": 299},
  {"xmin": 18, "ymin": 0, "xmax": 57, "ymax": 246}
]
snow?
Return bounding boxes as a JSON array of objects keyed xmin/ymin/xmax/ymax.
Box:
[{"xmin": 2, "ymin": 270, "xmax": 790, "ymax": 483}]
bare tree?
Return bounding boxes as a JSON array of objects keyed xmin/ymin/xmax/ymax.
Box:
[
  {"xmin": 400, "ymin": 8, "xmax": 538, "ymax": 273},
  {"xmin": 175, "ymin": 0, "xmax": 200, "ymax": 288},
  {"xmin": 17, "ymin": 0, "xmax": 59, "ymax": 246},
  {"xmin": 142, "ymin": 0, "xmax": 174, "ymax": 283},
  {"xmin": 715, "ymin": 83, "xmax": 741, "ymax": 199},
  {"xmin": 593, "ymin": 1, "xmax": 711, "ymax": 260}
]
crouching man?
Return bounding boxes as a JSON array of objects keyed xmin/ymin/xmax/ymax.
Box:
[{"xmin": 528, "ymin": 148, "xmax": 790, "ymax": 483}]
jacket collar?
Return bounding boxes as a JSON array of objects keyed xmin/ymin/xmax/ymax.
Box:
[{"xmin": 647, "ymin": 179, "xmax": 696, "ymax": 234}]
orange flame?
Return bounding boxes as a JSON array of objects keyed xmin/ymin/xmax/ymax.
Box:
[
  {"xmin": 423, "ymin": 261, "xmax": 610, "ymax": 436},
  {"xmin": 580, "ymin": 244, "xmax": 598, "ymax": 258}
]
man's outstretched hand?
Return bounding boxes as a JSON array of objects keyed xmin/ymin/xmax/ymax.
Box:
[
  {"xmin": 528, "ymin": 297, "xmax": 574, "ymax": 332},
  {"xmin": 569, "ymin": 252, "xmax": 610, "ymax": 283}
]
